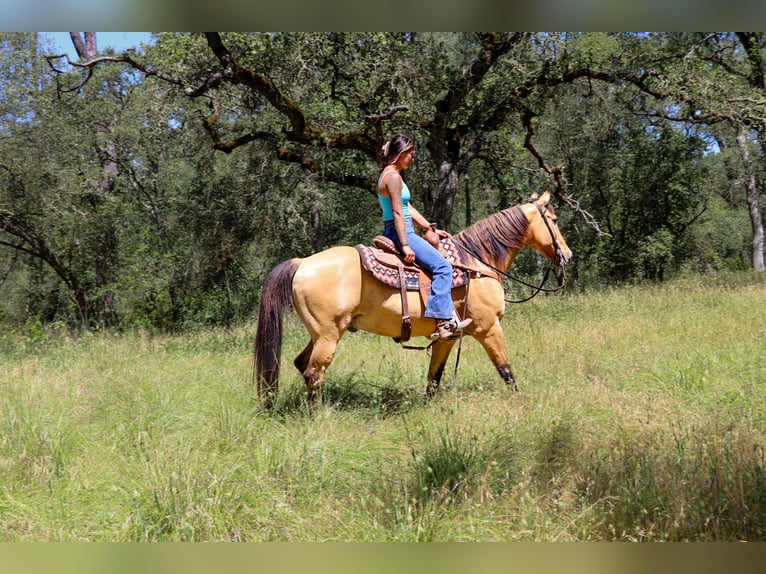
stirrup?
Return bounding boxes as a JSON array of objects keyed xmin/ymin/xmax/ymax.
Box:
[{"xmin": 429, "ymin": 317, "xmax": 472, "ymax": 340}]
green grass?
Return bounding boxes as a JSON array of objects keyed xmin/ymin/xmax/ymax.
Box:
[{"xmin": 1, "ymin": 271, "xmax": 765, "ymax": 540}]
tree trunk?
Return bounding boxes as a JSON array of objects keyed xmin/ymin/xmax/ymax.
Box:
[
  {"xmin": 463, "ymin": 173, "xmax": 472, "ymax": 227},
  {"xmin": 310, "ymin": 190, "xmax": 322, "ymax": 253},
  {"xmin": 71, "ymin": 32, "xmax": 122, "ymax": 324},
  {"xmin": 69, "ymin": 32, "xmax": 97, "ymax": 59},
  {"xmin": 734, "ymin": 33, "xmax": 766, "ymax": 272},
  {"xmin": 735, "ymin": 125, "xmax": 765, "ymax": 271},
  {"xmin": 430, "ymin": 161, "xmax": 460, "ymax": 231}
]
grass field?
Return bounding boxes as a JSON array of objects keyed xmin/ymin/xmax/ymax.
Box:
[{"xmin": 1, "ymin": 272, "xmax": 765, "ymax": 541}]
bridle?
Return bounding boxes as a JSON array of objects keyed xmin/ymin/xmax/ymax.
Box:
[
  {"xmin": 532, "ymin": 201, "xmax": 567, "ymax": 269},
  {"xmin": 461, "ymin": 200, "xmax": 567, "ymax": 304}
]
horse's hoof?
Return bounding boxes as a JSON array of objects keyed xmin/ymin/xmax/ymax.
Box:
[{"xmin": 425, "ymin": 380, "xmax": 440, "ymax": 397}]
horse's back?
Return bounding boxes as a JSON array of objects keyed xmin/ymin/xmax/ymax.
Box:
[
  {"xmin": 293, "ymin": 245, "xmax": 363, "ymax": 290},
  {"xmin": 291, "ymin": 246, "xmax": 365, "ymax": 325},
  {"xmin": 291, "ymin": 245, "xmax": 416, "ymax": 338}
]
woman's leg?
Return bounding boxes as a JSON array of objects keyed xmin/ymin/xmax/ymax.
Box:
[
  {"xmin": 409, "ymin": 236, "xmax": 454, "ymax": 319},
  {"xmin": 382, "ymin": 219, "xmax": 457, "ymax": 320}
]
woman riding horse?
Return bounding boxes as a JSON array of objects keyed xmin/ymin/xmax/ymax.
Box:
[
  {"xmin": 378, "ymin": 134, "xmax": 471, "ymax": 339},
  {"xmin": 254, "ymin": 189, "xmax": 572, "ymax": 407}
]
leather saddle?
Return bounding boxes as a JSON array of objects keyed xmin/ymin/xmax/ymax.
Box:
[{"xmin": 355, "ymin": 235, "xmax": 470, "ymax": 342}]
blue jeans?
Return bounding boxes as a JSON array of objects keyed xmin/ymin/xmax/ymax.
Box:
[{"xmin": 383, "ymin": 218, "xmax": 454, "ymax": 320}]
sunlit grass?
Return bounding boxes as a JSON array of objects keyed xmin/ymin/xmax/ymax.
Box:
[{"xmin": 0, "ymin": 271, "xmax": 764, "ymax": 540}]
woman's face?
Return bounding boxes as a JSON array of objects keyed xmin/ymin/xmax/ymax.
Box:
[{"xmin": 397, "ymin": 146, "xmax": 415, "ymax": 169}]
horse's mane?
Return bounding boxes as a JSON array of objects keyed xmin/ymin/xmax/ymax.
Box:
[{"xmin": 452, "ymin": 205, "xmax": 529, "ymax": 266}]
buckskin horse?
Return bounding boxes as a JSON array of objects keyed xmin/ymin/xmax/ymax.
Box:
[{"xmin": 254, "ymin": 190, "xmax": 572, "ymax": 407}]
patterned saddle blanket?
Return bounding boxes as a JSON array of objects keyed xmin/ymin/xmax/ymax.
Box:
[{"xmin": 355, "ymin": 235, "xmax": 469, "ymax": 292}]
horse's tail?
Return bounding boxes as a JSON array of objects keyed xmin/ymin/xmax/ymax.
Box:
[{"xmin": 254, "ymin": 258, "xmax": 300, "ymax": 407}]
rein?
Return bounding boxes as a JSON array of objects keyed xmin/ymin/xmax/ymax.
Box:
[{"xmin": 458, "ymin": 201, "xmax": 566, "ymax": 304}]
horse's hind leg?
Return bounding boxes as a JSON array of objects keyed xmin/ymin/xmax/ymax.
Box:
[
  {"xmin": 425, "ymin": 339, "xmax": 457, "ymax": 397},
  {"xmin": 299, "ymin": 336, "xmax": 342, "ymax": 403},
  {"xmin": 294, "ymin": 340, "xmax": 313, "ymax": 376}
]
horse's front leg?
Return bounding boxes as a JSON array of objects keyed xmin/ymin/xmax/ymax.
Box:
[
  {"xmin": 475, "ymin": 323, "xmax": 519, "ymax": 392},
  {"xmin": 425, "ymin": 338, "xmax": 457, "ymax": 397}
]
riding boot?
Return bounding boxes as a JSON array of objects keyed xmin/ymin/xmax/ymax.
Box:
[{"xmin": 431, "ymin": 313, "xmax": 472, "ymax": 340}]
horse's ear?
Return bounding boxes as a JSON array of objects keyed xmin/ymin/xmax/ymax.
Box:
[
  {"xmin": 529, "ymin": 191, "xmax": 539, "ymax": 201},
  {"xmin": 538, "ymin": 189, "xmax": 551, "ymax": 206}
]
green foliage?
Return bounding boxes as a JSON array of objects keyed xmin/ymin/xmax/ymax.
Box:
[
  {"xmin": 557, "ymin": 115, "xmax": 716, "ymax": 283},
  {"xmin": 0, "ymin": 32, "xmax": 764, "ymax": 330},
  {"xmin": 688, "ymin": 194, "xmax": 751, "ymax": 272}
]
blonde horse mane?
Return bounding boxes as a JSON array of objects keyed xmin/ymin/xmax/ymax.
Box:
[{"xmin": 453, "ymin": 205, "xmax": 529, "ymax": 266}]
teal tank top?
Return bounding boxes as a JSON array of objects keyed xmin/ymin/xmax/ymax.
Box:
[{"xmin": 377, "ymin": 172, "xmax": 412, "ymax": 221}]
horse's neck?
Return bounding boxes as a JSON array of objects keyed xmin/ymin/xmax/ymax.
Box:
[
  {"xmin": 500, "ymin": 249, "xmax": 520, "ymax": 272},
  {"xmin": 466, "ymin": 245, "xmax": 520, "ymax": 276},
  {"xmin": 492, "ymin": 248, "xmax": 520, "ymax": 275}
]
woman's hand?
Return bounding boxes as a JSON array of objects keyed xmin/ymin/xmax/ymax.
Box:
[
  {"xmin": 424, "ymin": 224, "xmax": 448, "ymax": 248},
  {"xmin": 402, "ymin": 244, "xmax": 416, "ymax": 263},
  {"xmin": 424, "ymin": 227, "xmax": 440, "ymax": 248}
]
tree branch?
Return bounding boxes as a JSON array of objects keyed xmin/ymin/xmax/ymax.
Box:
[
  {"xmin": 46, "ymin": 33, "xmax": 383, "ymax": 190},
  {"xmin": 0, "ymin": 208, "xmax": 93, "ymax": 326},
  {"xmin": 365, "ymin": 105, "xmax": 408, "ymax": 122},
  {"xmin": 0, "ymin": 238, "xmax": 35, "ymax": 259},
  {"xmin": 201, "ymin": 33, "xmax": 382, "ymax": 159},
  {"xmin": 429, "ymin": 33, "xmax": 523, "ymax": 163},
  {"xmin": 0, "ymin": 243, "xmax": 21, "ymax": 284},
  {"xmin": 204, "ymin": 32, "xmax": 318, "ymax": 141},
  {"xmin": 46, "ymin": 52, "xmax": 188, "ymax": 96},
  {"xmin": 276, "ymin": 146, "xmax": 376, "ymax": 194}
]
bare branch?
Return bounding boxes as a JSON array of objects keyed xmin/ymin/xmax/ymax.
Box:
[
  {"xmin": 46, "ymin": 52, "xmax": 188, "ymax": 95},
  {"xmin": 559, "ymin": 193, "xmax": 611, "ymax": 238}
]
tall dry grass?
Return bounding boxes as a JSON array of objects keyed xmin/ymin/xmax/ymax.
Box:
[{"xmin": 0, "ymin": 272, "xmax": 764, "ymax": 540}]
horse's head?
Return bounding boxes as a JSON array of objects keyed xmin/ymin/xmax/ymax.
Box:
[{"xmin": 524, "ymin": 190, "xmax": 573, "ymax": 287}]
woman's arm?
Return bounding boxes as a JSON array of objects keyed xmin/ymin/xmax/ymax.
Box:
[
  {"xmin": 409, "ymin": 204, "xmax": 448, "ymax": 248},
  {"xmin": 408, "ymin": 204, "xmax": 430, "ymax": 231},
  {"xmin": 383, "ymin": 172, "xmax": 416, "ymax": 263}
]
